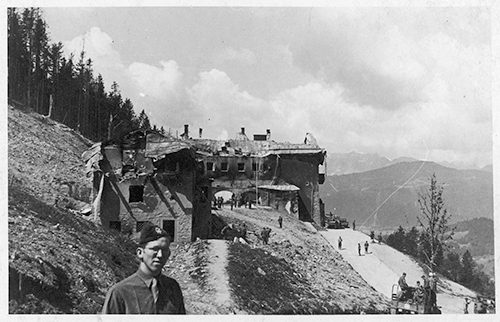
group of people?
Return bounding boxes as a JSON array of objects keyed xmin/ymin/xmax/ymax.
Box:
[
  {"xmin": 213, "ymin": 196, "xmax": 224, "ymax": 209},
  {"xmin": 397, "ymin": 272, "xmax": 438, "ymax": 306},
  {"xmin": 335, "ymin": 236, "xmax": 371, "ymax": 256},
  {"xmin": 357, "ymin": 241, "xmax": 370, "ymax": 255},
  {"xmin": 213, "ymin": 194, "xmax": 256, "ymax": 210}
]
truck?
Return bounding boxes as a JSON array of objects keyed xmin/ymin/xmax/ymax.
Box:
[
  {"xmin": 389, "ymin": 284, "xmax": 441, "ymax": 314},
  {"xmin": 325, "ymin": 212, "xmax": 349, "ymax": 229}
]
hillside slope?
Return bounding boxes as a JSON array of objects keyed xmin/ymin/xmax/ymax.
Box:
[
  {"xmin": 321, "ymin": 161, "xmax": 493, "ymax": 229},
  {"xmin": 7, "ymin": 105, "xmax": 389, "ymax": 314}
]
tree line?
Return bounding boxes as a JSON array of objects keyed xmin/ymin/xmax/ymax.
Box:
[
  {"xmin": 383, "ymin": 175, "xmax": 494, "ymax": 297},
  {"xmin": 385, "ymin": 226, "xmax": 494, "ymax": 297},
  {"xmin": 8, "ymin": 7, "xmax": 165, "ymax": 142}
]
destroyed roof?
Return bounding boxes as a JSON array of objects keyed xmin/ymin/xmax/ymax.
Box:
[
  {"xmin": 189, "ymin": 138, "xmax": 325, "ymax": 157},
  {"xmin": 145, "ymin": 133, "xmax": 194, "ymax": 158},
  {"xmin": 81, "ymin": 131, "xmax": 195, "ymax": 175},
  {"xmin": 258, "ymin": 184, "xmax": 300, "ymax": 191},
  {"xmin": 81, "ymin": 142, "xmax": 103, "ymax": 176}
]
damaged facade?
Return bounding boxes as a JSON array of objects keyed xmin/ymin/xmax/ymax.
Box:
[
  {"xmin": 185, "ymin": 126, "xmax": 327, "ymax": 225},
  {"xmin": 82, "ymin": 130, "xmax": 212, "ymax": 243}
]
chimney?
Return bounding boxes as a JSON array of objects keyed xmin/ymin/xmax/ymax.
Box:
[
  {"xmin": 266, "ymin": 129, "xmax": 271, "ymax": 140},
  {"xmin": 199, "ymin": 128, "xmax": 203, "ymax": 139},
  {"xmin": 241, "ymin": 127, "xmax": 245, "ymax": 135},
  {"xmin": 183, "ymin": 124, "xmax": 189, "ymax": 139}
]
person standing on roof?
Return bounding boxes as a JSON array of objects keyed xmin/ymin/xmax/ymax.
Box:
[
  {"xmin": 364, "ymin": 241, "xmax": 369, "ymax": 254},
  {"xmin": 102, "ymin": 222, "xmax": 186, "ymax": 314},
  {"xmin": 338, "ymin": 236, "xmax": 343, "ymax": 250},
  {"xmin": 352, "ymin": 220, "xmax": 356, "ymax": 230},
  {"xmin": 358, "ymin": 243, "xmax": 362, "ymax": 256}
]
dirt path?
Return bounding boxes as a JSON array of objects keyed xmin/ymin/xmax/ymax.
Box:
[
  {"xmin": 206, "ymin": 239, "xmax": 234, "ymax": 313},
  {"xmin": 320, "ymin": 228, "xmax": 477, "ymax": 314}
]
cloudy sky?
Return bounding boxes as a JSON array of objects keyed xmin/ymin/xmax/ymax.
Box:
[{"xmin": 40, "ymin": 2, "xmax": 493, "ymax": 168}]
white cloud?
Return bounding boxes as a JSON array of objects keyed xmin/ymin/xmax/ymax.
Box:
[
  {"xmin": 187, "ymin": 69, "xmax": 270, "ymax": 139},
  {"xmin": 126, "ymin": 60, "xmax": 182, "ymax": 100},
  {"xmin": 53, "ymin": 8, "xmax": 491, "ymax": 168},
  {"xmin": 64, "ymin": 27, "xmax": 123, "ymax": 75}
]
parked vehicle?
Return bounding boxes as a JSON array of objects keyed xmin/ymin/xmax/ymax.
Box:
[
  {"xmin": 326, "ymin": 212, "xmax": 349, "ymax": 229},
  {"xmin": 389, "ymin": 284, "xmax": 441, "ymax": 314}
]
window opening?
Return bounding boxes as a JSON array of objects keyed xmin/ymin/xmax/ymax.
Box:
[
  {"xmin": 162, "ymin": 220, "xmax": 175, "ymax": 241},
  {"xmin": 129, "ymin": 185, "xmax": 144, "ymax": 202}
]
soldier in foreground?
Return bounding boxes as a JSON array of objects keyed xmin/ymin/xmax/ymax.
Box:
[{"xmin": 102, "ymin": 222, "xmax": 186, "ymax": 314}]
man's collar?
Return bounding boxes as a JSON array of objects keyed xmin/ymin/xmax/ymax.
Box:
[{"xmin": 136, "ymin": 268, "xmax": 160, "ymax": 287}]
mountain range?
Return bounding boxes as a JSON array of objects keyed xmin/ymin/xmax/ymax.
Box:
[
  {"xmin": 326, "ymin": 151, "xmax": 492, "ymax": 175},
  {"xmin": 320, "ymin": 161, "xmax": 493, "ymax": 230}
]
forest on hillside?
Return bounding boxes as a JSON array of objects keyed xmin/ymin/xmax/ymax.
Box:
[{"xmin": 8, "ymin": 7, "xmax": 163, "ymax": 143}]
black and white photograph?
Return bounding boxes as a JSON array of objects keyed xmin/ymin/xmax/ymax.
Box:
[{"xmin": 5, "ymin": 0, "xmax": 498, "ymax": 318}]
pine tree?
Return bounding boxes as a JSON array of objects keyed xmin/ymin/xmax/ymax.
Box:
[
  {"xmin": 405, "ymin": 226, "xmax": 419, "ymax": 257},
  {"xmin": 47, "ymin": 42, "xmax": 64, "ymax": 118},
  {"xmin": 459, "ymin": 250, "xmax": 475, "ymax": 288},
  {"xmin": 138, "ymin": 109, "xmax": 152, "ymax": 131},
  {"xmin": 8, "ymin": 8, "xmax": 26, "ymax": 102},
  {"xmin": 440, "ymin": 251, "xmax": 462, "ymax": 282}
]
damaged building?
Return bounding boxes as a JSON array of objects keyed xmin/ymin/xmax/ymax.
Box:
[
  {"xmin": 82, "ymin": 130, "xmax": 212, "ymax": 243},
  {"xmin": 183, "ymin": 125, "xmax": 327, "ymax": 225}
]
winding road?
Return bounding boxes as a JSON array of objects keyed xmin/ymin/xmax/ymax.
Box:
[{"xmin": 320, "ymin": 228, "xmax": 477, "ymax": 314}]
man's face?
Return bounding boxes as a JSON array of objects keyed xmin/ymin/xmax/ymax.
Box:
[{"xmin": 137, "ymin": 237, "xmax": 171, "ymax": 276}]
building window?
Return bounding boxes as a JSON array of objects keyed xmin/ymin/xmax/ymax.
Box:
[
  {"xmin": 162, "ymin": 220, "xmax": 175, "ymax": 242},
  {"xmin": 136, "ymin": 221, "xmax": 147, "ymax": 232},
  {"xmin": 221, "ymin": 162, "xmax": 228, "ymax": 172},
  {"xmin": 252, "ymin": 162, "xmax": 263, "ymax": 172},
  {"xmin": 238, "ymin": 163, "xmax": 245, "ymax": 172},
  {"xmin": 206, "ymin": 162, "xmax": 214, "ymax": 171},
  {"xmin": 129, "ymin": 185, "xmax": 144, "ymax": 202},
  {"xmin": 109, "ymin": 221, "xmax": 121, "ymax": 231}
]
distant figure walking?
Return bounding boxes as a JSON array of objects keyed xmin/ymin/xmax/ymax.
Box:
[
  {"xmin": 352, "ymin": 220, "xmax": 356, "ymax": 231},
  {"xmin": 278, "ymin": 215, "xmax": 283, "ymax": 228},
  {"xmin": 378, "ymin": 232, "xmax": 383, "ymax": 244},
  {"xmin": 364, "ymin": 241, "xmax": 369, "ymax": 254},
  {"xmin": 338, "ymin": 236, "xmax": 343, "ymax": 250},
  {"xmin": 358, "ymin": 243, "xmax": 361, "ymax": 256}
]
